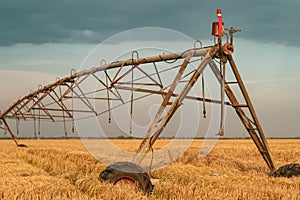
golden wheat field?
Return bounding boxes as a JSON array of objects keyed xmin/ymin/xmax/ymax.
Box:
[{"xmin": 0, "ymin": 139, "xmax": 299, "ymax": 200}]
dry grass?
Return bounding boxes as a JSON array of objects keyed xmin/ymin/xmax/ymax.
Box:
[{"xmin": 0, "ymin": 139, "xmax": 299, "ymax": 199}]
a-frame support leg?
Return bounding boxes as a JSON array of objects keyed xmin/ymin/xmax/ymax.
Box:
[
  {"xmin": 209, "ymin": 56, "xmax": 276, "ymax": 173},
  {"xmin": 1, "ymin": 118, "xmax": 27, "ymax": 147},
  {"xmin": 1, "ymin": 118, "xmax": 19, "ymax": 146},
  {"xmin": 133, "ymin": 48, "xmax": 216, "ymax": 164}
]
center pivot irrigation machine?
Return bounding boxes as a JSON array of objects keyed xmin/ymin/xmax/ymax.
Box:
[{"xmin": 0, "ymin": 9, "xmax": 299, "ymax": 193}]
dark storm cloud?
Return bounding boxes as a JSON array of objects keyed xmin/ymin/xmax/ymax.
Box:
[{"xmin": 0, "ymin": 0, "xmax": 299, "ymax": 46}]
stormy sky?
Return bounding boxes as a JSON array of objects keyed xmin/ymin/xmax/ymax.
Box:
[
  {"xmin": 0, "ymin": 0, "xmax": 299, "ymax": 46},
  {"xmin": 0, "ymin": 0, "xmax": 299, "ymax": 138}
]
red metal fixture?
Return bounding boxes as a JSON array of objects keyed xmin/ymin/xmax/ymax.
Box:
[{"xmin": 217, "ymin": 9, "xmax": 223, "ymax": 36}]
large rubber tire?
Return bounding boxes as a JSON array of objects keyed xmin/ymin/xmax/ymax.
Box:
[
  {"xmin": 99, "ymin": 162, "xmax": 153, "ymax": 194},
  {"xmin": 271, "ymin": 163, "xmax": 300, "ymax": 178}
]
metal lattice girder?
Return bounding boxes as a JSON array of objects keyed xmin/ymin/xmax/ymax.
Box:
[
  {"xmin": 0, "ymin": 46, "xmax": 222, "ymax": 142},
  {"xmin": 0, "ymin": 47, "xmax": 212, "ymax": 121}
]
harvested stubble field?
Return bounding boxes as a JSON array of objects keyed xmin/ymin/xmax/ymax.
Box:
[{"xmin": 0, "ymin": 139, "xmax": 299, "ymax": 200}]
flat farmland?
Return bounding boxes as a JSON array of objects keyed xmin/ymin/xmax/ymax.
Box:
[{"xmin": 0, "ymin": 139, "xmax": 299, "ymax": 199}]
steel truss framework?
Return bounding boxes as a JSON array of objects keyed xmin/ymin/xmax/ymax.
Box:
[{"xmin": 0, "ymin": 34, "xmax": 276, "ymax": 173}]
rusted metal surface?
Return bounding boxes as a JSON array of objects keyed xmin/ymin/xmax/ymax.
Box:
[
  {"xmin": 228, "ymin": 56, "xmax": 275, "ymax": 171},
  {"xmin": 209, "ymin": 59, "xmax": 276, "ymax": 172},
  {"xmin": 134, "ymin": 47, "xmax": 217, "ymax": 164}
]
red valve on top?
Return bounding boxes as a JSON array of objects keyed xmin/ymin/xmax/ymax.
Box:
[
  {"xmin": 211, "ymin": 9, "xmax": 224, "ymax": 36},
  {"xmin": 217, "ymin": 9, "xmax": 223, "ymax": 35}
]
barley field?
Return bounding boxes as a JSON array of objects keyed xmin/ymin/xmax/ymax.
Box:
[{"xmin": 0, "ymin": 139, "xmax": 299, "ymax": 200}]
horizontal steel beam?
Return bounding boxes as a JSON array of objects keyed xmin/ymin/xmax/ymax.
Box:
[{"xmin": 114, "ymin": 85, "xmax": 231, "ymax": 105}]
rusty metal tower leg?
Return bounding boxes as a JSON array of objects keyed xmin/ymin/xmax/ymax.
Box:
[
  {"xmin": 133, "ymin": 47, "xmax": 217, "ymax": 164},
  {"xmin": 1, "ymin": 118, "xmax": 20, "ymax": 147},
  {"xmin": 135, "ymin": 53, "xmax": 193, "ymax": 153},
  {"xmin": 209, "ymin": 56, "xmax": 276, "ymax": 172}
]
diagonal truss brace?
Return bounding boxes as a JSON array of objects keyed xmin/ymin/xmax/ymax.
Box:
[{"xmin": 133, "ymin": 46, "xmax": 217, "ymax": 164}]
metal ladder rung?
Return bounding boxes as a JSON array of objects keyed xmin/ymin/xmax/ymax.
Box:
[
  {"xmin": 226, "ymin": 81, "xmax": 239, "ymax": 84},
  {"xmin": 247, "ymin": 127, "xmax": 258, "ymax": 131},
  {"xmin": 232, "ymin": 104, "xmax": 248, "ymax": 108}
]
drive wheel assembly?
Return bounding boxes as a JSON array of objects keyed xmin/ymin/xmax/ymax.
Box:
[
  {"xmin": 271, "ymin": 163, "xmax": 300, "ymax": 178},
  {"xmin": 98, "ymin": 162, "xmax": 153, "ymax": 194}
]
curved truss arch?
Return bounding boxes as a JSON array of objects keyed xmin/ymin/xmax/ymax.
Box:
[{"xmin": 0, "ymin": 46, "xmax": 217, "ymax": 136}]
